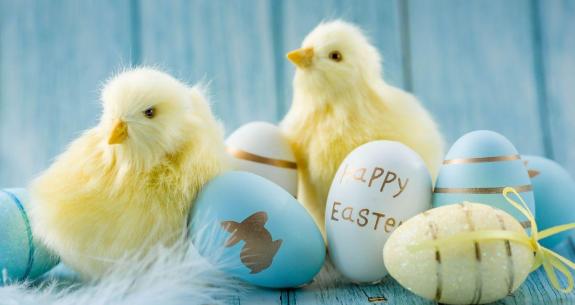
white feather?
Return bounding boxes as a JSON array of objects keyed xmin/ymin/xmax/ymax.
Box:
[{"xmin": 0, "ymin": 228, "xmax": 243, "ymax": 305}]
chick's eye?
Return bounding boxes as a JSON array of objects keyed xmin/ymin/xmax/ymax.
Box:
[
  {"xmin": 143, "ymin": 107, "xmax": 156, "ymax": 119},
  {"xmin": 329, "ymin": 51, "xmax": 343, "ymax": 62}
]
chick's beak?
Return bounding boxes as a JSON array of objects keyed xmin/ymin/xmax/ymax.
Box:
[
  {"xmin": 287, "ymin": 47, "xmax": 314, "ymax": 68},
  {"xmin": 108, "ymin": 119, "xmax": 128, "ymax": 145}
]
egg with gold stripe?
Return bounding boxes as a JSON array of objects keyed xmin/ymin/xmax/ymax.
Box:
[
  {"xmin": 433, "ymin": 130, "xmax": 535, "ymax": 227},
  {"xmin": 226, "ymin": 121, "xmax": 297, "ymax": 196},
  {"xmin": 383, "ymin": 203, "xmax": 534, "ymax": 304}
]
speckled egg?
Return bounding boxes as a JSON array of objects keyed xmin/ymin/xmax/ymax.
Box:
[
  {"xmin": 0, "ymin": 189, "xmax": 59, "ymax": 284},
  {"xmin": 188, "ymin": 171, "xmax": 324, "ymax": 288},
  {"xmin": 226, "ymin": 122, "xmax": 298, "ymax": 197},
  {"xmin": 384, "ymin": 203, "xmax": 534, "ymax": 304},
  {"xmin": 433, "ymin": 130, "xmax": 535, "ymax": 228},
  {"xmin": 524, "ymin": 155, "xmax": 575, "ymax": 248},
  {"xmin": 326, "ymin": 141, "xmax": 432, "ymax": 283}
]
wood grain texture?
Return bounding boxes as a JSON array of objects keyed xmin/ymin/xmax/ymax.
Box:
[
  {"xmin": 138, "ymin": 0, "xmax": 279, "ymax": 132},
  {"xmin": 537, "ymin": 0, "xmax": 575, "ymax": 175},
  {"xmin": 278, "ymin": 0, "xmax": 406, "ymax": 115},
  {"xmin": 234, "ymin": 249, "xmax": 575, "ymax": 305},
  {"xmin": 407, "ymin": 0, "xmax": 546, "ymax": 156},
  {"xmin": 0, "ymin": 0, "xmax": 133, "ymax": 186}
]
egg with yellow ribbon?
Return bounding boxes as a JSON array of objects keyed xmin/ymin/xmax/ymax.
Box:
[
  {"xmin": 433, "ymin": 130, "xmax": 535, "ymax": 228},
  {"xmin": 384, "ymin": 187, "xmax": 575, "ymax": 304},
  {"xmin": 225, "ymin": 122, "xmax": 297, "ymax": 197}
]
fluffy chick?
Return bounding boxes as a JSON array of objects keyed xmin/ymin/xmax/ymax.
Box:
[
  {"xmin": 281, "ymin": 21, "xmax": 444, "ymax": 235},
  {"xmin": 30, "ymin": 68, "xmax": 226, "ymax": 278}
]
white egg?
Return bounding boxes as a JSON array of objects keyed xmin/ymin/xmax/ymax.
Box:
[
  {"xmin": 325, "ymin": 141, "xmax": 432, "ymax": 283},
  {"xmin": 225, "ymin": 122, "xmax": 297, "ymax": 196}
]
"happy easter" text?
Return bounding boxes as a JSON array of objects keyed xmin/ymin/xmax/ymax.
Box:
[
  {"xmin": 338, "ymin": 163, "xmax": 409, "ymax": 198},
  {"xmin": 329, "ymin": 201, "xmax": 403, "ymax": 232}
]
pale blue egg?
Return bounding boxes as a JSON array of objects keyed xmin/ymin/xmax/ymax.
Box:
[
  {"xmin": 0, "ymin": 188, "xmax": 59, "ymax": 284},
  {"xmin": 524, "ymin": 155, "xmax": 575, "ymax": 248},
  {"xmin": 433, "ymin": 130, "xmax": 535, "ymax": 228},
  {"xmin": 189, "ymin": 171, "xmax": 325, "ymax": 288}
]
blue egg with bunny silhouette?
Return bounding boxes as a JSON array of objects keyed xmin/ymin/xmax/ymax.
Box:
[
  {"xmin": 0, "ymin": 188, "xmax": 59, "ymax": 284},
  {"xmin": 188, "ymin": 171, "xmax": 325, "ymax": 288}
]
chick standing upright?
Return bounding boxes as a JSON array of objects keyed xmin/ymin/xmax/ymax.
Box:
[
  {"xmin": 281, "ymin": 21, "xmax": 444, "ymax": 235},
  {"xmin": 30, "ymin": 68, "xmax": 226, "ymax": 278}
]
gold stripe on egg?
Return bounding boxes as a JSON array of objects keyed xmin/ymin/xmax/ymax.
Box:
[
  {"xmin": 433, "ymin": 184, "xmax": 532, "ymax": 194},
  {"xmin": 226, "ymin": 146, "xmax": 298, "ymax": 169},
  {"xmin": 443, "ymin": 154, "xmax": 521, "ymax": 165},
  {"xmin": 495, "ymin": 212, "xmax": 515, "ymax": 295}
]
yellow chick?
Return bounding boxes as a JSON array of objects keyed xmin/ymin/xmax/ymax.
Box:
[
  {"xmin": 29, "ymin": 68, "xmax": 226, "ymax": 278},
  {"xmin": 281, "ymin": 21, "xmax": 444, "ymax": 235}
]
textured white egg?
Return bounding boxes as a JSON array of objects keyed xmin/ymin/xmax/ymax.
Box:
[
  {"xmin": 325, "ymin": 141, "xmax": 432, "ymax": 283},
  {"xmin": 225, "ymin": 122, "xmax": 297, "ymax": 196},
  {"xmin": 384, "ymin": 203, "xmax": 534, "ymax": 304}
]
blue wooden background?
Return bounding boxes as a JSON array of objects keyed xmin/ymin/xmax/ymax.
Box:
[{"xmin": 0, "ymin": 0, "xmax": 574, "ymax": 187}]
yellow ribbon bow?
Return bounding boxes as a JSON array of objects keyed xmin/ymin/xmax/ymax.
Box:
[{"xmin": 409, "ymin": 187, "xmax": 575, "ymax": 293}]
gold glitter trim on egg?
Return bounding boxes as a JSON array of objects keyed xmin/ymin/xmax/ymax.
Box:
[
  {"xmin": 226, "ymin": 146, "xmax": 297, "ymax": 169},
  {"xmin": 433, "ymin": 184, "xmax": 532, "ymax": 194},
  {"xmin": 443, "ymin": 154, "xmax": 521, "ymax": 165}
]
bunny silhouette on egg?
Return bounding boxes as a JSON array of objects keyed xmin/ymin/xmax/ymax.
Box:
[{"xmin": 221, "ymin": 211, "xmax": 282, "ymax": 274}]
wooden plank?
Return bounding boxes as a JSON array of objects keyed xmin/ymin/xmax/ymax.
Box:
[
  {"xmin": 407, "ymin": 0, "xmax": 546, "ymax": 155},
  {"xmin": 278, "ymin": 0, "xmax": 406, "ymax": 115},
  {"xmin": 233, "ymin": 254, "xmax": 575, "ymax": 305},
  {"xmin": 138, "ymin": 0, "xmax": 279, "ymax": 132},
  {"xmin": 0, "ymin": 0, "xmax": 133, "ymax": 187},
  {"xmin": 537, "ymin": 0, "xmax": 575, "ymax": 174}
]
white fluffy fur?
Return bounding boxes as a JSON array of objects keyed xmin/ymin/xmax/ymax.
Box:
[{"xmin": 0, "ymin": 228, "xmax": 242, "ymax": 305}]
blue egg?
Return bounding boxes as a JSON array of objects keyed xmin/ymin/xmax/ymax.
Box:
[
  {"xmin": 189, "ymin": 171, "xmax": 325, "ymax": 288},
  {"xmin": 433, "ymin": 130, "xmax": 535, "ymax": 228},
  {"xmin": 524, "ymin": 155, "xmax": 575, "ymax": 248},
  {"xmin": 0, "ymin": 188, "xmax": 59, "ymax": 284}
]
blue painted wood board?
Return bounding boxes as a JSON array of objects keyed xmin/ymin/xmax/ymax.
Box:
[
  {"xmin": 407, "ymin": 0, "xmax": 546, "ymax": 156},
  {"xmin": 0, "ymin": 0, "xmax": 134, "ymax": 186},
  {"xmin": 1, "ymin": 0, "xmax": 574, "ymax": 186},
  {"xmin": 138, "ymin": 0, "xmax": 280, "ymax": 131},
  {"xmin": 537, "ymin": 0, "xmax": 575, "ymax": 175},
  {"xmin": 232, "ymin": 238, "xmax": 575, "ymax": 305}
]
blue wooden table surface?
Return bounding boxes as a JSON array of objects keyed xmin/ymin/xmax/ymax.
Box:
[
  {"xmin": 1, "ymin": 0, "xmax": 574, "ymax": 304},
  {"xmin": 229, "ymin": 237, "xmax": 575, "ymax": 305}
]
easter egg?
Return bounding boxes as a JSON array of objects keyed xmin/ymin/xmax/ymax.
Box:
[
  {"xmin": 188, "ymin": 171, "xmax": 324, "ymax": 288},
  {"xmin": 325, "ymin": 141, "xmax": 432, "ymax": 283},
  {"xmin": 226, "ymin": 122, "xmax": 298, "ymax": 196},
  {"xmin": 433, "ymin": 130, "xmax": 535, "ymax": 228},
  {"xmin": 384, "ymin": 203, "xmax": 534, "ymax": 304},
  {"xmin": 524, "ymin": 155, "xmax": 575, "ymax": 248},
  {"xmin": 0, "ymin": 188, "xmax": 59, "ymax": 284}
]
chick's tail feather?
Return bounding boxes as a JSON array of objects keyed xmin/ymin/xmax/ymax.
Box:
[{"xmin": 0, "ymin": 228, "xmax": 243, "ymax": 305}]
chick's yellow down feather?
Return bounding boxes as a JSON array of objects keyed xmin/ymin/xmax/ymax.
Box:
[
  {"xmin": 30, "ymin": 68, "xmax": 227, "ymax": 278},
  {"xmin": 281, "ymin": 21, "xmax": 444, "ymax": 236}
]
